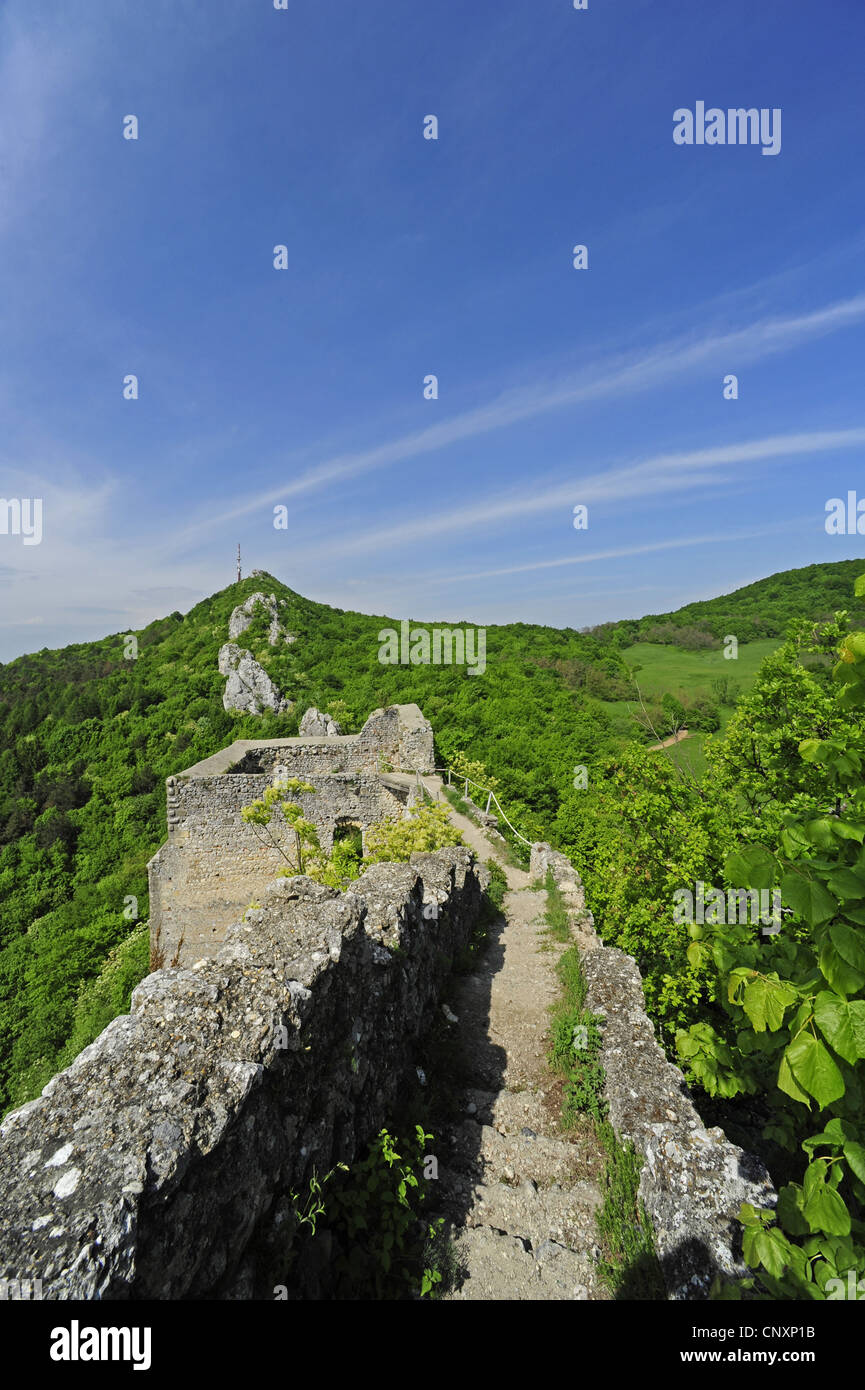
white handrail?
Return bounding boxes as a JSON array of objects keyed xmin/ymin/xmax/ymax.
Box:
[{"xmin": 412, "ymin": 765, "xmax": 535, "ymax": 848}]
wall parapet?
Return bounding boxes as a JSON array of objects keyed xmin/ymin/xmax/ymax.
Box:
[
  {"xmin": 0, "ymin": 846, "xmax": 488, "ymax": 1300},
  {"xmin": 530, "ymin": 841, "xmax": 776, "ymax": 1301}
]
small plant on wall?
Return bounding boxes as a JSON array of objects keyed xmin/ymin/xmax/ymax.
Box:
[{"xmin": 241, "ymin": 779, "xmax": 324, "ymax": 876}]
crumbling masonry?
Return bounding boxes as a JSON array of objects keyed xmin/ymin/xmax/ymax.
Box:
[{"xmin": 147, "ymin": 703, "xmax": 435, "ymax": 967}]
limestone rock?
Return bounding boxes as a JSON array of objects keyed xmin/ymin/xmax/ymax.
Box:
[
  {"xmin": 228, "ymin": 592, "xmax": 296, "ymax": 647},
  {"xmin": 579, "ymin": 912, "xmax": 776, "ymax": 1299},
  {"xmin": 217, "ymin": 643, "xmax": 293, "ymax": 716},
  {"xmin": 299, "ymin": 707, "xmax": 344, "ymax": 738}
]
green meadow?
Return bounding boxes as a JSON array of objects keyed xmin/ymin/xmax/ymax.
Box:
[{"xmin": 599, "ymin": 638, "xmax": 780, "ymax": 776}]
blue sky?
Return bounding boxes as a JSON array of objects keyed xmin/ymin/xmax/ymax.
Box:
[{"xmin": 1, "ymin": 0, "xmax": 864, "ymax": 660}]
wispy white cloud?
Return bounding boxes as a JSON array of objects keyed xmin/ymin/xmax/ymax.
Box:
[
  {"xmin": 291, "ymin": 428, "xmax": 865, "ymax": 561},
  {"xmin": 443, "ymin": 518, "xmax": 810, "ymax": 582},
  {"xmin": 166, "ymin": 294, "xmax": 865, "ymax": 547}
]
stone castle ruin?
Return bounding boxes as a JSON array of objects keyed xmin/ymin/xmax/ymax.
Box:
[
  {"xmin": 148, "ymin": 702, "xmax": 435, "ymax": 967},
  {"xmin": 0, "ymin": 586, "xmax": 774, "ymax": 1301}
]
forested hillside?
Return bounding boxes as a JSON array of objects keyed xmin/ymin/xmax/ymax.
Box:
[
  {"xmin": 592, "ymin": 559, "xmax": 865, "ymax": 648},
  {"xmin": 0, "ymin": 573, "xmax": 625, "ymax": 1113},
  {"xmin": 4, "ymin": 548, "xmax": 865, "ymax": 1271},
  {"xmin": 559, "ymin": 588, "xmax": 865, "ymax": 1298}
]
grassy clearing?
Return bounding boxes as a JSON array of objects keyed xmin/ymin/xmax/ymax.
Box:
[
  {"xmin": 599, "ymin": 639, "xmax": 778, "ymax": 774},
  {"xmin": 620, "ymin": 638, "xmax": 779, "ymax": 694},
  {"xmin": 601, "ymin": 640, "xmax": 777, "ymax": 725}
]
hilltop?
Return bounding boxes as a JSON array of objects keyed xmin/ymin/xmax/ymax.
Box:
[{"xmin": 592, "ymin": 558, "xmax": 865, "ymax": 647}]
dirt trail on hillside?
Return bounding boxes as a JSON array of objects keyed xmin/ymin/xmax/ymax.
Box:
[
  {"xmin": 423, "ymin": 784, "xmax": 610, "ymax": 1300},
  {"xmin": 647, "ymin": 728, "xmax": 691, "ymax": 750}
]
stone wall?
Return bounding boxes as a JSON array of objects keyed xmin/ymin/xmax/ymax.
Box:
[
  {"xmin": 148, "ymin": 703, "xmax": 435, "ymax": 968},
  {"xmin": 0, "ymin": 847, "xmax": 488, "ymax": 1300},
  {"xmin": 149, "ymin": 772, "xmax": 413, "ymax": 966},
  {"xmin": 530, "ymin": 843, "xmax": 776, "ymax": 1300}
]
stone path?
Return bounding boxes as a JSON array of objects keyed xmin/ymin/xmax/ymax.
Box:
[{"xmin": 422, "ymin": 784, "xmax": 610, "ymax": 1301}]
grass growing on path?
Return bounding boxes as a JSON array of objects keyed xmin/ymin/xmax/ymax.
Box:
[
  {"xmin": 595, "ymin": 1121, "xmax": 665, "ymax": 1300},
  {"xmin": 542, "ymin": 875, "xmax": 665, "ymax": 1300},
  {"xmin": 542, "ymin": 868, "xmax": 572, "ymax": 942}
]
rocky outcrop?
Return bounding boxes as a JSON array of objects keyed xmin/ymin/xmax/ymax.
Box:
[
  {"xmin": 531, "ymin": 842, "xmax": 776, "ymax": 1300},
  {"xmin": 0, "ymin": 847, "xmax": 489, "ymax": 1300},
  {"xmin": 228, "ymin": 592, "xmax": 296, "ymax": 647},
  {"xmin": 217, "ymin": 643, "xmax": 293, "ymax": 716},
  {"xmin": 299, "ymin": 707, "xmax": 344, "ymax": 738}
]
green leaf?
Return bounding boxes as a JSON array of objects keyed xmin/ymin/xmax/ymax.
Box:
[
  {"xmin": 799, "ymin": 818, "xmax": 836, "ymax": 849},
  {"xmin": 829, "ymin": 921, "xmax": 865, "ymax": 973},
  {"xmin": 724, "ymin": 845, "xmax": 777, "ymax": 890},
  {"xmin": 803, "ymin": 1182, "xmax": 851, "ymax": 1238},
  {"xmin": 803, "ymin": 1117, "xmax": 852, "ymax": 1150},
  {"xmin": 754, "ymin": 1227, "xmax": 795, "ymax": 1279},
  {"xmin": 782, "ymin": 872, "xmax": 837, "ymax": 926},
  {"xmin": 813, "ymin": 992, "xmax": 865, "ymax": 1064},
  {"xmin": 827, "ymin": 868, "xmax": 865, "ymax": 900},
  {"xmin": 838, "ymin": 679, "xmax": 865, "ymax": 707},
  {"xmin": 742, "ymin": 975, "xmax": 797, "ymax": 1033},
  {"xmin": 785, "ymin": 1032, "xmax": 845, "ymax": 1108},
  {"xmin": 843, "ymin": 1142, "xmax": 865, "ymax": 1184},
  {"xmin": 686, "ymin": 941, "xmax": 706, "ymax": 969},
  {"xmin": 818, "ymin": 938, "xmax": 865, "ymax": 995},
  {"xmin": 831, "ymin": 821, "xmax": 865, "ymax": 844},
  {"xmin": 803, "ymin": 1158, "xmax": 828, "ymax": 1201},
  {"xmin": 799, "ymin": 738, "xmax": 830, "ymax": 764},
  {"xmin": 776, "ymin": 1184, "xmax": 809, "ymax": 1237},
  {"xmin": 778, "ymin": 1050, "xmax": 811, "ymax": 1105}
]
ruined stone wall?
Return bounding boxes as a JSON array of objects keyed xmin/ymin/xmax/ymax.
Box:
[
  {"xmin": 226, "ymin": 708, "xmax": 434, "ymax": 780},
  {"xmin": 148, "ymin": 704, "xmax": 436, "ymax": 967},
  {"xmin": 150, "ymin": 772, "xmax": 411, "ymax": 967},
  {"xmin": 354, "ymin": 705, "xmax": 435, "ymax": 773},
  {"xmin": 230, "ymin": 739, "xmax": 358, "ymax": 777},
  {"xmin": 530, "ymin": 843, "xmax": 776, "ymax": 1300},
  {"xmin": 0, "ymin": 848, "xmax": 488, "ymax": 1301}
]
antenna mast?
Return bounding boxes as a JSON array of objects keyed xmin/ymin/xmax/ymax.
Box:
[{"xmin": 236, "ymin": 543, "xmax": 242, "ymax": 584}]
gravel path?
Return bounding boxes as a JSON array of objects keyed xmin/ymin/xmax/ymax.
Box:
[{"xmin": 424, "ymin": 785, "xmax": 610, "ymax": 1300}]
